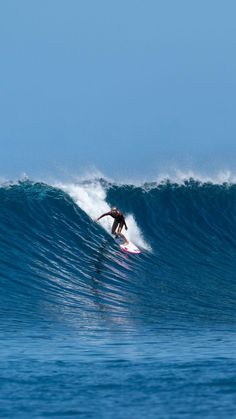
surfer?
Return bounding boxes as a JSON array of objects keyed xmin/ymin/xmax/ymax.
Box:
[{"xmin": 96, "ymin": 207, "xmax": 129, "ymax": 245}]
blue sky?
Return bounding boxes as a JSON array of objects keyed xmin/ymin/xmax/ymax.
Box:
[{"xmin": 1, "ymin": 0, "xmax": 236, "ymax": 180}]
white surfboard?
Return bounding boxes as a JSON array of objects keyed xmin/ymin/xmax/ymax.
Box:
[{"xmin": 120, "ymin": 241, "xmax": 141, "ymax": 254}]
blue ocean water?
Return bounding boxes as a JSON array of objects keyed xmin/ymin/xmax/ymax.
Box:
[{"xmin": 1, "ymin": 178, "xmax": 236, "ymax": 418}]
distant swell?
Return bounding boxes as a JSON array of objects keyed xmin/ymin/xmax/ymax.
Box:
[{"xmin": 1, "ymin": 179, "xmax": 236, "ymax": 327}]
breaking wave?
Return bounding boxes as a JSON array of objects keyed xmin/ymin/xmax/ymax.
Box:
[{"xmin": 1, "ymin": 176, "xmax": 236, "ymax": 328}]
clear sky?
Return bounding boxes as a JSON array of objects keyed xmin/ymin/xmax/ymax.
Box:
[{"xmin": 1, "ymin": 0, "xmax": 236, "ymax": 181}]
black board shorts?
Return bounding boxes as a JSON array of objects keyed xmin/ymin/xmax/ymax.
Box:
[{"xmin": 111, "ymin": 218, "xmax": 125, "ymax": 234}]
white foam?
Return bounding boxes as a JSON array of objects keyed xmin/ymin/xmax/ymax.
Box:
[
  {"xmin": 115, "ymin": 169, "xmax": 236, "ymax": 187},
  {"xmin": 152, "ymin": 169, "xmax": 236, "ymax": 185},
  {"xmin": 55, "ymin": 180, "xmax": 151, "ymax": 251},
  {"xmin": 80, "ymin": 167, "xmax": 236, "ymax": 187}
]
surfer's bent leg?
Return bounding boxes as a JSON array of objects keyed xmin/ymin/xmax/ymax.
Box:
[
  {"xmin": 111, "ymin": 220, "xmax": 119, "ymax": 235},
  {"xmin": 117, "ymin": 222, "xmax": 129, "ymax": 244}
]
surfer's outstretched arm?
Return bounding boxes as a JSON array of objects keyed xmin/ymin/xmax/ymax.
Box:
[{"xmin": 96, "ymin": 212, "xmax": 111, "ymax": 221}]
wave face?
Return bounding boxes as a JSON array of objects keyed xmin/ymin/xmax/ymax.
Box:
[{"xmin": 1, "ymin": 179, "xmax": 236, "ymax": 329}]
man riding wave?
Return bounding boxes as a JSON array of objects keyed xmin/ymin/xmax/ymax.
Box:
[{"xmin": 96, "ymin": 207, "xmax": 129, "ymax": 245}]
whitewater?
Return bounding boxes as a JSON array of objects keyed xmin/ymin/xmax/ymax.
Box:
[{"xmin": 1, "ymin": 174, "xmax": 236, "ymax": 418}]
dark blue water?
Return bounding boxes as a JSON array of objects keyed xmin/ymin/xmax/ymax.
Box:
[{"xmin": 1, "ymin": 180, "xmax": 236, "ymax": 418}]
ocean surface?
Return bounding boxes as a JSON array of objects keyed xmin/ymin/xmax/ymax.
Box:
[{"xmin": 1, "ymin": 177, "xmax": 236, "ymax": 418}]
